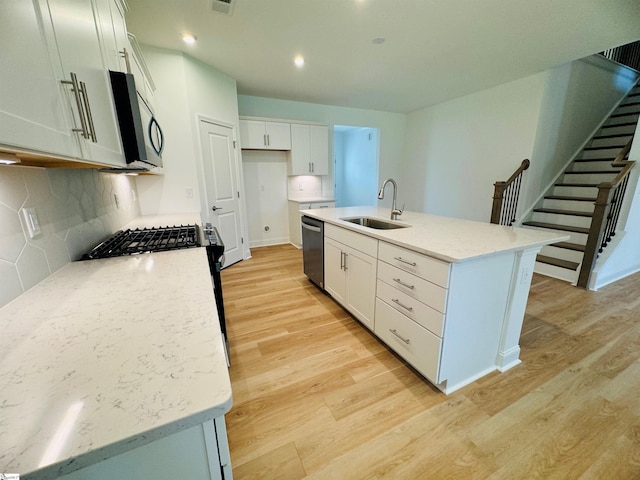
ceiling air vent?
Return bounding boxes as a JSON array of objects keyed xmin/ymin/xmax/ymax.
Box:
[{"xmin": 210, "ymin": 0, "xmax": 235, "ymax": 15}]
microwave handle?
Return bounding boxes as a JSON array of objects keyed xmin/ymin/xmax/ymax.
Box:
[{"xmin": 148, "ymin": 116, "xmax": 164, "ymax": 156}]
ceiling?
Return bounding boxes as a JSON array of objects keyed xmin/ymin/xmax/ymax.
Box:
[{"xmin": 125, "ymin": 0, "xmax": 640, "ymax": 114}]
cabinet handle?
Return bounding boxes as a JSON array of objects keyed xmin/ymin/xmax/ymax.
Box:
[
  {"xmin": 394, "ymin": 256, "xmax": 417, "ymax": 267},
  {"xmin": 61, "ymin": 72, "xmax": 89, "ymax": 139},
  {"xmin": 311, "ymin": 162, "xmax": 314, "ymax": 173},
  {"xmin": 393, "ymin": 278, "xmax": 415, "ymax": 289},
  {"xmin": 79, "ymin": 81, "xmax": 97, "ymax": 142},
  {"xmin": 264, "ymin": 134, "xmax": 267, "ymax": 146},
  {"xmin": 392, "ymin": 298, "xmax": 413, "ymax": 312},
  {"xmin": 308, "ymin": 162, "xmax": 311, "ymax": 173},
  {"xmin": 343, "ymin": 252, "xmax": 348, "ymax": 270},
  {"xmin": 267, "ymin": 134, "xmax": 270, "ymax": 146},
  {"xmin": 389, "ymin": 329, "xmax": 411, "ymax": 345},
  {"xmin": 119, "ymin": 47, "xmax": 131, "ymax": 74},
  {"xmin": 340, "ymin": 251, "xmax": 344, "ymax": 270}
]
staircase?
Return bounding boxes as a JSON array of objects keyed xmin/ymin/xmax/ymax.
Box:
[{"xmin": 522, "ymin": 83, "xmax": 640, "ymax": 284}]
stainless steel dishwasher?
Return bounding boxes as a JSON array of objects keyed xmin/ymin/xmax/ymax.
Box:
[{"xmin": 301, "ymin": 215, "xmax": 324, "ymax": 289}]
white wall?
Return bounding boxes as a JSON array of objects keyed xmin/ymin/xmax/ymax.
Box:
[
  {"xmin": 242, "ymin": 150, "xmax": 290, "ymax": 247},
  {"xmin": 336, "ymin": 127, "xmax": 379, "ymax": 207},
  {"xmin": 237, "ymin": 95, "xmax": 406, "ymax": 208},
  {"xmin": 401, "ymin": 72, "xmax": 548, "ymax": 221}
]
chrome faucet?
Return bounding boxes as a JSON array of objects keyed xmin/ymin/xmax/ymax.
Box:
[{"xmin": 378, "ymin": 178, "xmax": 403, "ymax": 220}]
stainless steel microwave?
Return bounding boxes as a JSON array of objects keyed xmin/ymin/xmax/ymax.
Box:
[{"xmin": 109, "ymin": 70, "xmax": 164, "ymax": 169}]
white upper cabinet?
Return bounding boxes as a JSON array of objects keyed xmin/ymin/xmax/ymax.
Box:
[
  {"xmin": 289, "ymin": 124, "xmax": 329, "ymax": 175},
  {"xmin": 95, "ymin": 0, "xmax": 129, "ymax": 73},
  {"xmin": 44, "ymin": 0, "xmax": 125, "ymax": 167},
  {"xmin": 239, "ymin": 119, "xmax": 291, "ymax": 150},
  {"xmin": 0, "ymin": 0, "xmax": 77, "ymax": 157}
]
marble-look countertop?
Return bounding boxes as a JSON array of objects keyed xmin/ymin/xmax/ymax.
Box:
[
  {"xmin": 0, "ymin": 247, "xmax": 232, "ymax": 479},
  {"xmin": 288, "ymin": 197, "xmax": 335, "ymax": 204},
  {"xmin": 123, "ymin": 213, "xmax": 203, "ymax": 229},
  {"xmin": 301, "ymin": 206, "xmax": 569, "ymax": 263}
]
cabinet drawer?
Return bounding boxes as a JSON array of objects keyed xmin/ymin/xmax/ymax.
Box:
[
  {"xmin": 378, "ymin": 242, "xmax": 450, "ymax": 287},
  {"xmin": 376, "ymin": 280, "xmax": 445, "ymax": 336},
  {"xmin": 375, "ymin": 299, "xmax": 442, "ymax": 383},
  {"xmin": 325, "ymin": 223, "xmax": 378, "ymax": 257},
  {"xmin": 377, "ymin": 261, "xmax": 448, "ymax": 313}
]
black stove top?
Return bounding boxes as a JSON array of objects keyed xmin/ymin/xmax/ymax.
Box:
[{"xmin": 82, "ymin": 225, "xmax": 201, "ymax": 260}]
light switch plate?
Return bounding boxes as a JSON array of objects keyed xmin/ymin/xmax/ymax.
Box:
[{"xmin": 21, "ymin": 207, "xmax": 42, "ymax": 238}]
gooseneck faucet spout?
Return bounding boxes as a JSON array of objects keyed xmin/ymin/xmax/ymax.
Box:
[{"xmin": 378, "ymin": 178, "xmax": 403, "ymax": 220}]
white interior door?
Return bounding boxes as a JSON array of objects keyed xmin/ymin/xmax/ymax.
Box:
[{"xmin": 199, "ymin": 119, "xmax": 243, "ymax": 267}]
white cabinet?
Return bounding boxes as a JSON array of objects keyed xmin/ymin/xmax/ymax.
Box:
[
  {"xmin": 288, "ymin": 200, "xmax": 335, "ymax": 247},
  {"xmin": 44, "ymin": 0, "xmax": 125, "ymax": 167},
  {"xmin": 0, "ymin": 0, "xmax": 77, "ymax": 157},
  {"xmin": 94, "ymin": 0, "xmax": 129, "ymax": 73},
  {"xmin": 239, "ymin": 119, "xmax": 291, "ymax": 150},
  {"xmin": 324, "ymin": 224, "xmax": 377, "ymax": 330},
  {"xmin": 289, "ymin": 124, "xmax": 329, "ymax": 175}
]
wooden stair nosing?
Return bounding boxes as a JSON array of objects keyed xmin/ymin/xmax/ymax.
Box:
[
  {"xmin": 551, "ymin": 241, "xmax": 586, "ymax": 252},
  {"xmin": 564, "ymin": 170, "xmax": 622, "ymax": 175},
  {"xmin": 574, "ymin": 158, "xmax": 615, "ymax": 162},
  {"xmin": 536, "ymin": 254, "xmax": 580, "ymax": 271},
  {"xmin": 620, "ymin": 101, "xmax": 640, "ymax": 107},
  {"xmin": 610, "ymin": 111, "xmax": 640, "ymax": 118},
  {"xmin": 583, "ymin": 145, "xmax": 627, "ymax": 151},
  {"xmin": 523, "ymin": 221, "xmax": 589, "ymax": 234},
  {"xmin": 533, "ymin": 207, "xmax": 593, "ymax": 218},
  {"xmin": 554, "ymin": 182, "xmax": 599, "ymax": 188},
  {"xmin": 600, "ymin": 121, "xmax": 637, "ymax": 129},
  {"xmin": 544, "ymin": 195, "xmax": 596, "ymax": 202},
  {"xmin": 592, "ymin": 133, "xmax": 633, "ymax": 140}
]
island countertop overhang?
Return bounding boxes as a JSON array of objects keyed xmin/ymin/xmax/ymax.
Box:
[{"xmin": 299, "ymin": 206, "xmax": 569, "ymax": 263}]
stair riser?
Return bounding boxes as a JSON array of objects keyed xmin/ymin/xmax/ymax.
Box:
[
  {"xmin": 552, "ymin": 185, "xmax": 599, "ymax": 197},
  {"xmin": 588, "ymin": 135, "xmax": 633, "ymax": 148},
  {"xmin": 540, "ymin": 245, "xmax": 585, "ymax": 263},
  {"xmin": 562, "ymin": 172, "xmax": 619, "ymax": 184},
  {"xmin": 531, "ymin": 212, "xmax": 592, "ymax": 229},
  {"xmin": 597, "ymin": 124, "xmax": 637, "ymax": 136},
  {"xmin": 579, "ymin": 147, "xmax": 626, "ymax": 159},
  {"xmin": 615, "ymin": 104, "xmax": 640, "ymax": 116},
  {"xmin": 525, "ymin": 225, "xmax": 589, "ymax": 244},
  {"xmin": 542, "ymin": 198, "xmax": 595, "ymax": 212},
  {"xmin": 534, "ymin": 261, "xmax": 579, "ymax": 284},
  {"xmin": 571, "ymin": 160, "xmax": 617, "ymax": 172},
  {"xmin": 604, "ymin": 113, "xmax": 639, "ymax": 126}
]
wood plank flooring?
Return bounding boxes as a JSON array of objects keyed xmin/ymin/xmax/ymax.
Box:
[{"xmin": 222, "ymin": 244, "xmax": 640, "ymax": 479}]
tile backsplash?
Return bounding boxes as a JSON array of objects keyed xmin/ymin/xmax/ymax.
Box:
[{"xmin": 0, "ymin": 166, "xmax": 140, "ymax": 308}]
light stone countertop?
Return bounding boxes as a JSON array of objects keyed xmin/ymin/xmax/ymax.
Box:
[
  {"xmin": 301, "ymin": 206, "xmax": 569, "ymax": 263},
  {"xmin": 288, "ymin": 197, "xmax": 335, "ymax": 204},
  {"xmin": 0, "ymin": 247, "xmax": 231, "ymax": 479}
]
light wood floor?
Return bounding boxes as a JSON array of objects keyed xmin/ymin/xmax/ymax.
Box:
[{"xmin": 222, "ymin": 244, "xmax": 640, "ymax": 479}]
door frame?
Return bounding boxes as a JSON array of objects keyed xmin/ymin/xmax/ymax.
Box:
[{"xmin": 195, "ymin": 114, "xmax": 251, "ymax": 262}]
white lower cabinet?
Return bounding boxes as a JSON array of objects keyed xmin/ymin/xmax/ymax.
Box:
[
  {"xmin": 289, "ymin": 201, "xmax": 335, "ymax": 248},
  {"xmin": 58, "ymin": 417, "xmax": 232, "ymax": 480},
  {"xmin": 324, "ymin": 225, "xmax": 377, "ymax": 330}
]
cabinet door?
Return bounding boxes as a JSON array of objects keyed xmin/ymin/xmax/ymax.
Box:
[
  {"xmin": 239, "ymin": 119, "xmax": 267, "ymax": 149},
  {"xmin": 94, "ymin": 0, "xmax": 128, "ymax": 72},
  {"xmin": 45, "ymin": 0, "xmax": 125, "ymax": 166},
  {"xmin": 345, "ymin": 247, "xmax": 377, "ymax": 331},
  {"xmin": 265, "ymin": 122, "xmax": 291, "ymax": 150},
  {"xmin": 324, "ymin": 237, "xmax": 346, "ymax": 304},
  {"xmin": 310, "ymin": 125, "xmax": 329, "ymax": 175},
  {"xmin": 0, "ymin": 0, "xmax": 76, "ymax": 157},
  {"xmin": 289, "ymin": 123, "xmax": 311, "ymax": 174}
]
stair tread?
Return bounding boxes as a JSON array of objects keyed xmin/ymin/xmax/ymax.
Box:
[
  {"xmin": 620, "ymin": 101, "xmax": 640, "ymax": 107},
  {"xmin": 552, "ymin": 241, "xmax": 586, "ymax": 252},
  {"xmin": 544, "ymin": 195, "xmax": 596, "ymax": 202},
  {"xmin": 564, "ymin": 170, "xmax": 621, "ymax": 174},
  {"xmin": 536, "ymin": 254, "xmax": 580, "ymax": 271},
  {"xmin": 600, "ymin": 122, "xmax": 637, "ymax": 128},
  {"xmin": 555, "ymin": 182, "xmax": 599, "ymax": 187},
  {"xmin": 523, "ymin": 221, "xmax": 590, "ymax": 234},
  {"xmin": 611, "ymin": 112, "xmax": 640, "ymax": 118},
  {"xmin": 592, "ymin": 133, "xmax": 634, "ymax": 139},
  {"xmin": 574, "ymin": 158, "xmax": 615, "ymax": 162},
  {"xmin": 583, "ymin": 145, "xmax": 627, "ymax": 150},
  {"xmin": 533, "ymin": 207, "xmax": 593, "ymax": 217}
]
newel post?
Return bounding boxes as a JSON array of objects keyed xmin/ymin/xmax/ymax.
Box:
[
  {"xmin": 577, "ymin": 184, "xmax": 612, "ymax": 289},
  {"xmin": 491, "ymin": 181, "xmax": 506, "ymax": 225}
]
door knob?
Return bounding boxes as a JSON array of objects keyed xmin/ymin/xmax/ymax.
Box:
[{"xmin": 212, "ymin": 206, "xmax": 222, "ymax": 211}]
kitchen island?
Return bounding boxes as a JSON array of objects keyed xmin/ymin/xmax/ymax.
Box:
[
  {"xmin": 0, "ymin": 246, "xmax": 232, "ymax": 479},
  {"xmin": 300, "ymin": 206, "xmax": 568, "ymax": 393}
]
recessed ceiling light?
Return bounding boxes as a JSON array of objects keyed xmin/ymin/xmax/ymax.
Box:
[
  {"xmin": 294, "ymin": 55, "xmax": 305, "ymax": 68},
  {"xmin": 372, "ymin": 37, "xmax": 386, "ymax": 45},
  {"xmin": 182, "ymin": 33, "xmax": 197, "ymax": 45}
]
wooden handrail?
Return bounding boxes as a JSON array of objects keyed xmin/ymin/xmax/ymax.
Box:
[
  {"xmin": 491, "ymin": 159, "xmax": 530, "ymax": 225},
  {"xmin": 577, "ymin": 138, "xmax": 635, "ymax": 288}
]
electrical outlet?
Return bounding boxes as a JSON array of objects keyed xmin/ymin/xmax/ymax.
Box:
[
  {"xmin": 299, "ymin": 183, "xmax": 303, "ymax": 191},
  {"xmin": 21, "ymin": 207, "xmax": 42, "ymax": 238}
]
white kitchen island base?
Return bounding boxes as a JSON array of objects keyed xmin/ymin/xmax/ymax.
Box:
[{"xmin": 58, "ymin": 418, "xmax": 231, "ymax": 480}]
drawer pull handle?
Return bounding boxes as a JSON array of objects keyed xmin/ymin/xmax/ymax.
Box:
[
  {"xmin": 394, "ymin": 256, "xmax": 417, "ymax": 267},
  {"xmin": 393, "ymin": 278, "xmax": 415, "ymax": 289},
  {"xmin": 389, "ymin": 329, "xmax": 411, "ymax": 344},
  {"xmin": 392, "ymin": 298, "xmax": 413, "ymax": 312}
]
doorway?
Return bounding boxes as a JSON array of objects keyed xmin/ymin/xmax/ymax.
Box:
[{"xmin": 334, "ymin": 125, "xmax": 379, "ymax": 207}]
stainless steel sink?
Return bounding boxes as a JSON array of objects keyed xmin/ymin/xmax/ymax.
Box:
[{"xmin": 341, "ymin": 217, "xmax": 410, "ymax": 230}]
